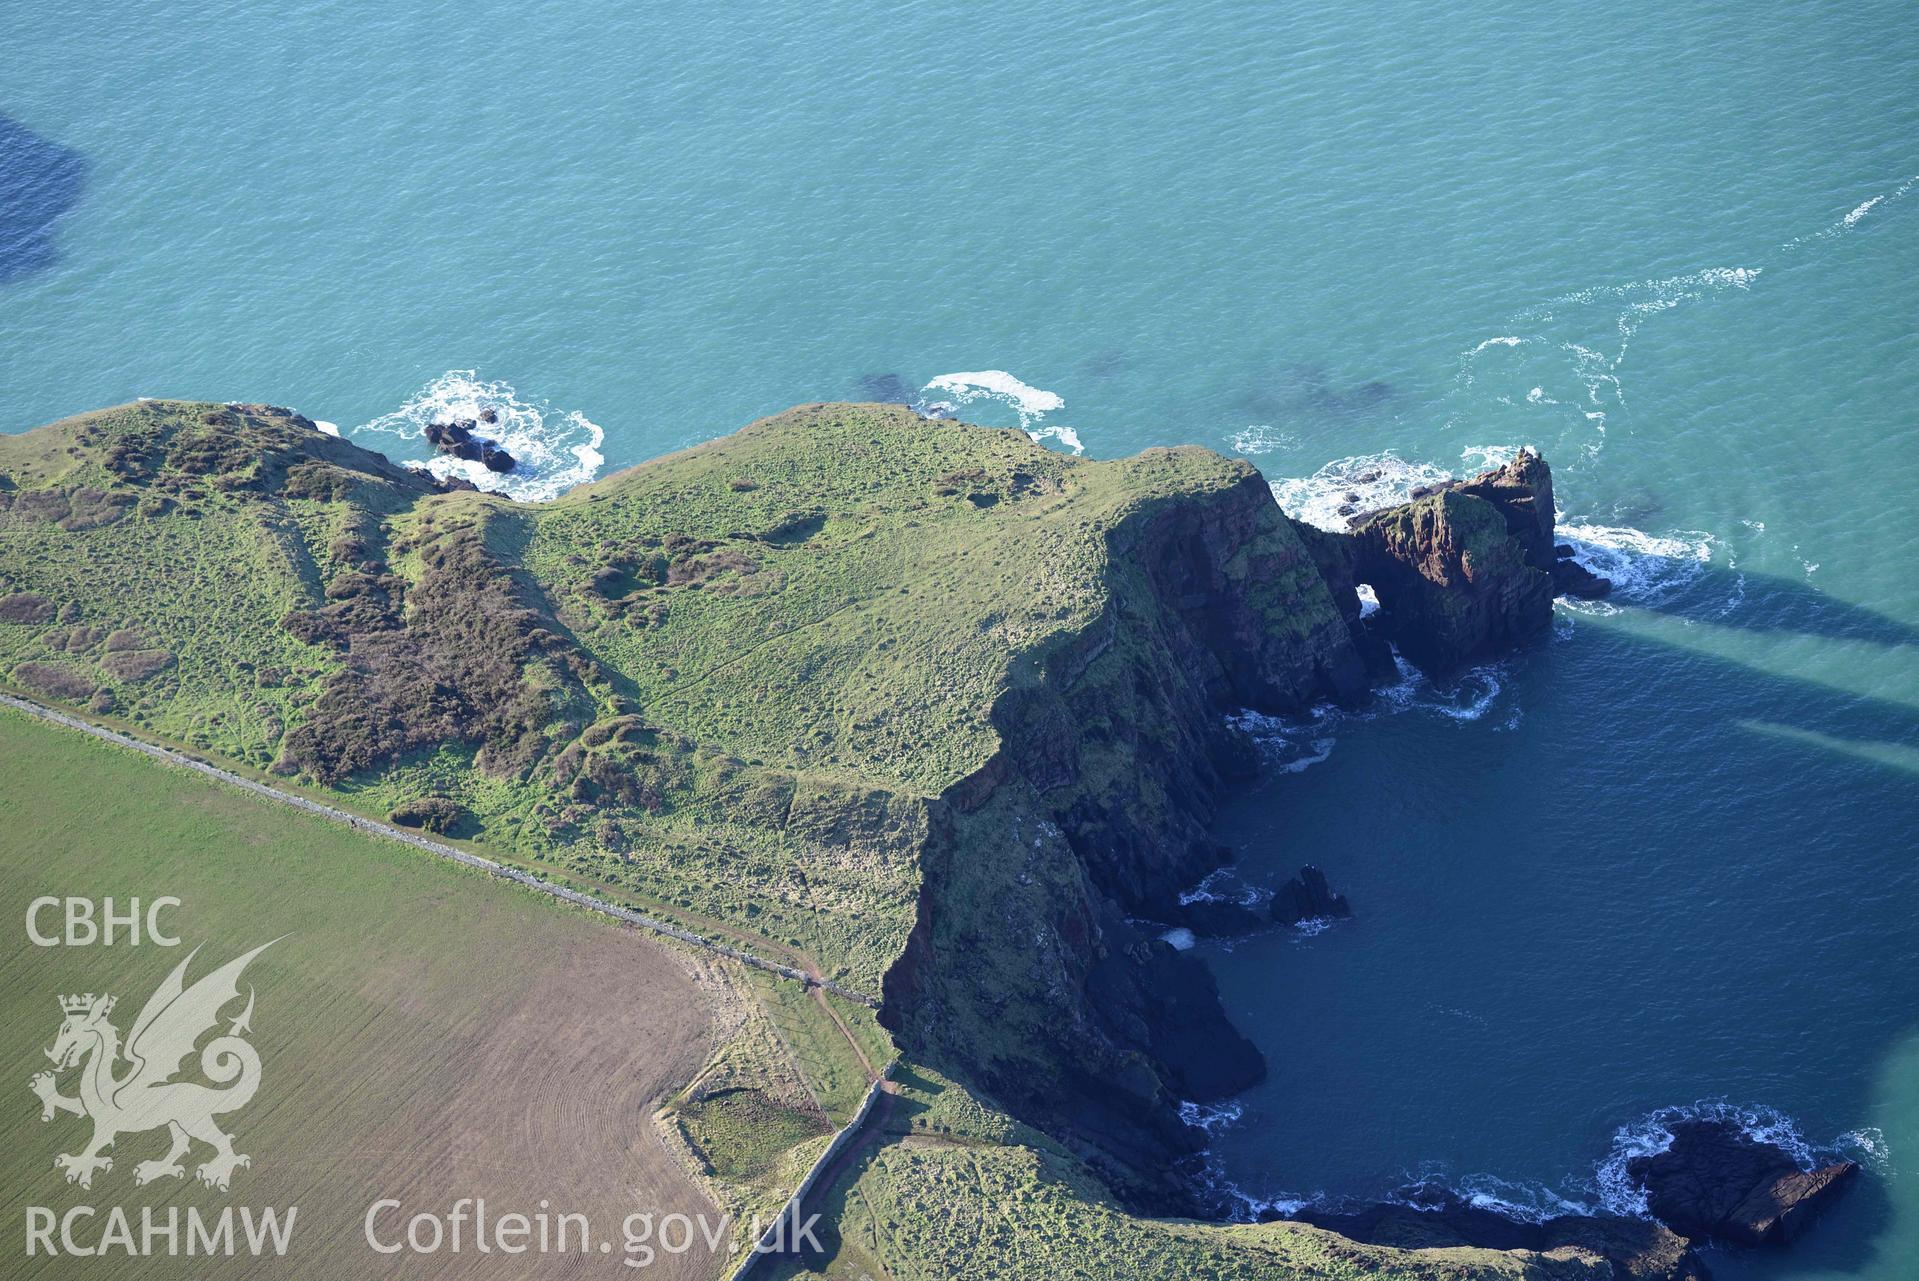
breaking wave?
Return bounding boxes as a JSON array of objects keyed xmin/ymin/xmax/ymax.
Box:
[
  {"xmin": 355, "ymin": 370, "xmax": 606, "ymax": 502},
  {"xmin": 1556, "ymin": 522, "xmax": 1718, "ymax": 614},
  {"xmin": 916, "ymin": 369, "xmax": 1080, "ymax": 452},
  {"xmin": 1268, "ymin": 451, "xmax": 1458, "ymax": 532}
]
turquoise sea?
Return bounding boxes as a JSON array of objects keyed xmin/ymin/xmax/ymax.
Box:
[{"xmin": 3, "ymin": 2, "xmax": 1915, "ymax": 1275}]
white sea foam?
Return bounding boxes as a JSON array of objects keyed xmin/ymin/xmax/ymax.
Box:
[
  {"xmin": 1459, "ymin": 443, "xmax": 1519, "ymax": 472},
  {"xmin": 1229, "ymin": 424, "xmax": 1301, "ymax": 456},
  {"xmin": 1785, "ymin": 173, "xmax": 1919, "ymax": 248},
  {"xmin": 1449, "ymin": 265, "xmax": 1766, "ymax": 457},
  {"xmin": 1447, "ymin": 1175, "xmax": 1593, "ymax": 1224},
  {"xmin": 1026, "ymin": 423, "xmax": 1085, "ymax": 455},
  {"xmin": 354, "ymin": 371, "xmax": 605, "ymax": 503},
  {"xmin": 1279, "ymin": 737, "xmax": 1338, "ymax": 773},
  {"xmin": 1160, "ymin": 927, "xmax": 1197, "ymax": 951},
  {"xmin": 1556, "ymin": 522, "xmax": 1716, "ymax": 609},
  {"xmin": 1839, "ymin": 1127, "xmax": 1893, "ymax": 1172},
  {"xmin": 1525, "ymin": 266, "xmax": 1761, "ymax": 316},
  {"xmin": 1354, "ymin": 582, "xmax": 1380, "ymax": 619},
  {"xmin": 1843, "ymin": 196, "xmax": 1884, "ymax": 227},
  {"xmin": 1178, "ymin": 1099, "xmax": 1245, "ymax": 1134},
  {"xmin": 1177, "ymin": 867, "xmax": 1269, "ymax": 909},
  {"xmin": 1229, "ymin": 706, "xmax": 1342, "ymax": 774},
  {"xmin": 1228, "ymin": 651, "xmax": 1512, "ymax": 792},
  {"xmin": 1428, "ymin": 664, "xmax": 1506, "ymax": 722},
  {"xmin": 1269, "ymin": 451, "xmax": 1457, "ymax": 531},
  {"xmin": 1180, "ymin": 1101, "xmax": 1327, "ymax": 1223},
  {"xmin": 313, "ymin": 420, "xmax": 340, "ymax": 437},
  {"xmin": 919, "ymin": 370, "xmax": 1064, "ymax": 427}
]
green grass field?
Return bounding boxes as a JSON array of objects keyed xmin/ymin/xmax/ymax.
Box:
[{"xmin": 0, "ymin": 706, "xmax": 735, "ymax": 1278}]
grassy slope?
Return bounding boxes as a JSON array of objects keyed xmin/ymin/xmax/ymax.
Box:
[
  {"xmin": 0, "ymin": 706, "xmax": 727, "ymax": 1278},
  {"xmin": 0, "ymin": 399, "xmax": 1291, "ymax": 995}
]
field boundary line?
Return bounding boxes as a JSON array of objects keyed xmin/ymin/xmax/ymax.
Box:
[
  {"xmin": 729, "ymin": 1059, "xmax": 897, "ymax": 1281},
  {"xmin": 0, "ymin": 691, "xmax": 878, "ymax": 1008}
]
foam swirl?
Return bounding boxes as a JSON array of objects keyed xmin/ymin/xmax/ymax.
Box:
[{"xmin": 355, "ymin": 370, "xmax": 605, "ymax": 502}]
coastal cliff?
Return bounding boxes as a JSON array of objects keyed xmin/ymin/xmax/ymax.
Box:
[
  {"xmin": 882, "ymin": 446, "xmax": 1588, "ymax": 1210},
  {"xmin": 2, "ymin": 399, "xmax": 1677, "ymax": 1276}
]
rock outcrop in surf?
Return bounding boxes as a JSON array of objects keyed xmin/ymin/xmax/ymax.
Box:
[
  {"xmin": 1270, "ymin": 864, "xmax": 1352, "ymax": 926},
  {"xmin": 1628, "ymin": 1119, "xmax": 1859, "ymax": 1247},
  {"xmin": 1298, "ymin": 448, "xmax": 1608, "ymax": 675},
  {"xmin": 425, "ymin": 416, "xmax": 517, "ymax": 473}
]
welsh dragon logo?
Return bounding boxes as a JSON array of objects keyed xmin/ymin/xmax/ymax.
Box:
[{"xmin": 30, "ymin": 941, "xmax": 277, "ymax": 1192}]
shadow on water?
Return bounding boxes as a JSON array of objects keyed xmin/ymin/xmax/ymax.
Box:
[
  {"xmin": 0, "ymin": 113, "xmax": 87, "ymax": 285},
  {"xmin": 1635, "ymin": 562, "xmax": 1919, "ymax": 650},
  {"xmin": 1190, "ymin": 576, "xmax": 1919, "ymax": 1275},
  {"xmin": 759, "ymin": 581, "xmax": 1919, "ymax": 1278},
  {"xmin": 854, "ymin": 373, "xmax": 915, "ymax": 405}
]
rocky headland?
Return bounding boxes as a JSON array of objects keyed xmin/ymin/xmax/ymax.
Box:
[{"xmin": 1, "ymin": 399, "xmax": 1861, "ymax": 1280}]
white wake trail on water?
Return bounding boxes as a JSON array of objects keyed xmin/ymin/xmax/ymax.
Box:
[
  {"xmin": 1450, "ymin": 172, "xmax": 1915, "ymax": 469},
  {"xmin": 354, "ymin": 370, "xmax": 605, "ymax": 502},
  {"xmin": 1783, "ymin": 171, "xmax": 1919, "ymax": 248}
]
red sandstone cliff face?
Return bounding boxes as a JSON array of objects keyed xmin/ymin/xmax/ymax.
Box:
[{"xmin": 1296, "ymin": 449, "xmax": 1599, "ymax": 675}]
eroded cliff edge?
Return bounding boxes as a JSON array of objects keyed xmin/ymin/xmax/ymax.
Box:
[{"xmin": 881, "ymin": 445, "xmax": 1588, "ymax": 1211}]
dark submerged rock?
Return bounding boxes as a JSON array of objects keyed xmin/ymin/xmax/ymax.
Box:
[
  {"xmin": 1270, "ymin": 864, "xmax": 1351, "ymax": 925},
  {"xmin": 0, "ymin": 114, "xmax": 88, "ymax": 284},
  {"xmin": 425, "ymin": 418, "xmax": 517, "ymax": 473},
  {"xmin": 857, "ymin": 373, "xmax": 915, "ymax": 405},
  {"xmin": 1554, "ymin": 545, "xmax": 1613, "ymax": 599},
  {"xmin": 1627, "ymin": 1119, "xmax": 1859, "ymax": 1247}
]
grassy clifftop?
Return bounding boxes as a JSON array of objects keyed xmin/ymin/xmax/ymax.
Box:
[
  {"xmin": 526, "ymin": 401, "xmax": 1285, "ymax": 792},
  {"xmin": 0, "ymin": 400, "xmax": 1345, "ymax": 996}
]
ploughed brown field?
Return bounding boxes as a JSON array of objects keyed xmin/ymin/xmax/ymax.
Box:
[{"xmin": 0, "ymin": 707, "xmax": 727, "ymax": 1279}]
